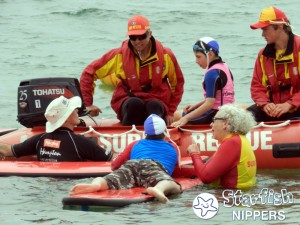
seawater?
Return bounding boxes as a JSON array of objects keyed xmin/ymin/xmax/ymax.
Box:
[{"xmin": 0, "ymin": 0, "xmax": 299, "ymax": 224}]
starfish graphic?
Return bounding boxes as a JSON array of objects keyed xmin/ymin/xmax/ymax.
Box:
[{"xmin": 193, "ymin": 196, "xmax": 218, "ymax": 217}]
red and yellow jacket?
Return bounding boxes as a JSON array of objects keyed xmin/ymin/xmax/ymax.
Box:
[
  {"xmin": 80, "ymin": 37, "xmax": 184, "ymax": 119},
  {"xmin": 190, "ymin": 134, "xmax": 257, "ymax": 189},
  {"xmin": 250, "ymin": 33, "xmax": 300, "ymax": 108}
]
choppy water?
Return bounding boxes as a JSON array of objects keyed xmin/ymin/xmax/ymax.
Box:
[{"xmin": 0, "ymin": 0, "xmax": 300, "ymax": 224}]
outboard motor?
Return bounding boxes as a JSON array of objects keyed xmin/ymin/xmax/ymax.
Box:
[{"xmin": 17, "ymin": 77, "xmax": 87, "ymax": 128}]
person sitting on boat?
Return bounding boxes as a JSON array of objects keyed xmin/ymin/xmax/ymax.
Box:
[
  {"xmin": 69, "ymin": 114, "xmax": 181, "ymax": 203},
  {"xmin": 187, "ymin": 104, "xmax": 257, "ymax": 189},
  {"xmin": 247, "ymin": 6, "xmax": 300, "ymax": 122},
  {"xmin": 171, "ymin": 37, "xmax": 234, "ymax": 127},
  {"xmin": 79, "ymin": 15, "xmax": 184, "ymax": 126},
  {"xmin": 0, "ymin": 96, "xmax": 113, "ymax": 162}
]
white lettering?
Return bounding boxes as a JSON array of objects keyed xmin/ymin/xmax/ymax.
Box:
[
  {"xmin": 223, "ymin": 188, "xmax": 293, "ymax": 208},
  {"xmin": 32, "ymin": 89, "xmax": 65, "ymax": 96},
  {"xmin": 232, "ymin": 210, "xmax": 286, "ymax": 221},
  {"xmin": 260, "ymin": 131, "xmax": 272, "ymax": 149}
]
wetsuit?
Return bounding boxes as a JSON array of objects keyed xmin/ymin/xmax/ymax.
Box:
[
  {"xmin": 12, "ymin": 127, "xmax": 112, "ymax": 162},
  {"xmin": 186, "ymin": 58, "xmax": 234, "ymax": 124},
  {"xmin": 104, "ymin": 138, "xmax": 179, "ymax": 190}
]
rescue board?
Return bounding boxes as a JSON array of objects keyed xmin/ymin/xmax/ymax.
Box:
[
  {"xmin": 62, "ymin": 177, "xmax": 202, "ymax": 210},
  {"xmin": 0, "ymin": 161, "xmax": 111, "ymax": 178}
]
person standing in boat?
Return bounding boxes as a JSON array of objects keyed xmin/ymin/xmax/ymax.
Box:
[
  {"xmin": 79, "ymin": 15, "xmax": 184, "ymax": 126},
  {"xmin": 247, "ymin": 6, "xmax": 300, "ymax": 122},
  {"xmin": 0, "ymin": 96, "xmax": 113, "ymax": 162},
  {"xmin": 187, "ymin": 104, "xmax": 257, "ymax": 189},
  {"xmin": 171, "ymin": 37, "xmax": 234, "ymax": 127},
  {"xmin": 69, "ymin": 114, "xmax": 181, "ymax": 203}
]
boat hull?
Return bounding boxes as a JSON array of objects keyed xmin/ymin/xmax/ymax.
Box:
[{"xmin": 1, "ymin": 119, "xmax": 299, "ymax": 177}]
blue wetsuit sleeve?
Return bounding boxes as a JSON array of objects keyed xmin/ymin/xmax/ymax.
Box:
[{"xmin": 204, "ymin": 69, "xmax": 219, "ymax": 98}]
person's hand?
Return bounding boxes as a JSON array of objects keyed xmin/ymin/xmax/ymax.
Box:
[
  {"xmin": 165, "ymin": 115, "xmax": 174, "ymax": 126},
  {"xmin": 171, "ymin": 117, "xmax": 188, "ymax": 127},
  {"xmin": 69, "ymin": 183, "xmax": 100, "ymax": 196},
  {"xmin": 262, "ymin": 103, "xmax": 276, "ymax": 116},
  {"xmin": 183, "ymin": 104, "xmax": 193, "ymax": 113},
  {"xmin": 86, "ymin": 105, "xmax": 102, "ymax": 117},
  {"xmin": 269, "ymin": 103, "xmax": 293, "ymax": 118},
  {"xmin": 187, "ymin": 143, "xmax": 200, "ymax": 155},
  {"xmin": 263, "ymin": 103, "xmax": 293, "ymax": 117}
]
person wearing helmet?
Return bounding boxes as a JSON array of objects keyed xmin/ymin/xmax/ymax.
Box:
[{"xmin": 172, "ymin": 37, "xmax": 235, "ymax": 127}]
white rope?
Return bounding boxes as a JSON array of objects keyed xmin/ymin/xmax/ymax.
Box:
[
  {"xmin": 79, "ymin": 125, "xmax": 144, "ymax": 138},
  {"xmin": 253, "ymin": 120, "xmax": 290, "ymax": 128},
  {"xmin": 178, "ymin": 127, "xmax": 212, "ymax": 133}
]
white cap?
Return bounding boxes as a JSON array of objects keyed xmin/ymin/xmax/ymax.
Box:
[
  {"xmin": 44, "ymin": 96, "xmax": 81, "ymax": 133},
  {"xmin": 144, "ymin": 114, "xmax": 166, "ymax": 135}
]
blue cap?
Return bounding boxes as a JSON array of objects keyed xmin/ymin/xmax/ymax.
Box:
[
  {"xmin": 194, "ymin": 37, "xmax": 219, "ymax": 54},
  {"xmin": 144, "ymin": 114, "xmax": 166, "ymax": 135}
]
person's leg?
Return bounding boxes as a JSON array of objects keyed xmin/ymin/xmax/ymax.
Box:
[
  {"xmin": 146, "ymin": 180, "xmax": 181, "ymax": 203},
  {"xmin": 69, "ymin": 177, "xmax": 108, "ymax": 195},
  {"xmin": 188, "ymin": 109, "xmax": 217, "ymax": 124},
  {"xmin": 121, "ymin": 97, "xmax": 146, "ymax": 126},
  {"xmin": 145, "ymin": 100, "xmax": 165, "ymax": 118}
]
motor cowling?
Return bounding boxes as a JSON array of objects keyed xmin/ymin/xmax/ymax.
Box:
[{"xmin": 17, "ymin": 77, "xmax": 86, "ymax": 128}]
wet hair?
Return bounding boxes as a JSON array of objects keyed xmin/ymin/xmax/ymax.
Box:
[
  {"xmin": 145, "ymin": 133, "xmax": 165, "ymax": 140},
  {"xmin": 216, "ymin": 104, "xmax": 256, "ymax": 135}
]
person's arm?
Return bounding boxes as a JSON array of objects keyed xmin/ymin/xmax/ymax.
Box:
[
  {"xmin": 111, "ymin": 141, "xmax": 137, "ymax": 170},
  {"xmin": 164, "ymin": 48, "xmax": 185, "ymax": 116},
  {"xmin": 188, "ymin": 138, "xmax": 240, "ymax": 184},
  {"xmin": 76, "ymin": 135, "xmax": 114, "ymax": 161},
  {"xmin": 250, "ymin": 54, "xmax": 271, "ymax": 107},
  {"xmin": 0, "ymin": 142, "xmax": 13, "ymax": 158},
  {"xmin": 184, "ymin": 98, "xmax": 215, "ymax": 121},
  {"xmin": 79, "ymin": 48, "xmax": 122, "ymax": 113}
]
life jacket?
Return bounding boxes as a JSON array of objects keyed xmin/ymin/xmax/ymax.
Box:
[
  {"xmin": 259, "ymin": 34, "xmax": 300, "ymax": 103},
  {"xmin": 110, "ymin": 39, "xmax": 172, "ymax": 119},
  {"xmin": 204, "ymin": 63, "xmax": 235, "ymax": 110},
  {"xmin": 121, "ymin": 39, "xmax": 164, "ymax": 92}
]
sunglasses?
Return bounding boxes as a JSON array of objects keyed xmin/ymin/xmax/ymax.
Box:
[
  {"xmin": 129, "ymin": 31, "xmax": 149, "ymax": 41},
  {"xmin": 212, "ymin": 117, "xmax": 226, "ymax": 123}
]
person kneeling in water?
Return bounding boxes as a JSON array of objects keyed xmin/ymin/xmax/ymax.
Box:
[{"xmin": 70, "ymin": 114, "xmax": 181, "ymax": 202}]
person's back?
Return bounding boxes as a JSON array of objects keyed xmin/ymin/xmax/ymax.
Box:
[
  {"xmin": 70, "ymin": 114, "xmax": 182, "ymax": 203},
  {"xmin": 12, "ymin": 127, "xmax": 112, "ymax": 162},
  {"xmin": 0, "ymin": 96, "xmax": 113, "ymax": 162},
  {"xmin": 130, "ymin": 138, "xmax": 177, "ymax": 175}
]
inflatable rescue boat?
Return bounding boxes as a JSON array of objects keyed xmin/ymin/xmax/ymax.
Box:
[{"xmin": 1, "ymin": 77, "xmax": 299, "ymax": 178}]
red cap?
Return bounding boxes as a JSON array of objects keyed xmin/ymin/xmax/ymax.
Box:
[
  {"xmin": 250, "ymin": 6, "xmax": 288, "ymax": 29},
  {"xmin": 127, "ymin": 15, "xmax": 150, "ymax": 36}
]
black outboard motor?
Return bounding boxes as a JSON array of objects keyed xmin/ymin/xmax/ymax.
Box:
[{"xmin": 17, "ymin": 77, "xmax": 87, "ymax": 128}]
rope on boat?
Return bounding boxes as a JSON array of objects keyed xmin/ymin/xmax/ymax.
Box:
[
  {"xmin": 80, "ymin": 125, "xmax": 184, "ymax": 168},
  {"xmin": 178, "ymin": 127, "xmax": 212, "ymax": 133},
  {"xmin": 79, "ymin": 125, "xmax": 144, "ymax": 138},
  {"xmin": 253, "ymin": 120, "xmax": 290, "ymax": 128}
]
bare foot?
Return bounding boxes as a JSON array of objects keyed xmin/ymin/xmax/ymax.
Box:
[
  {"xmin": 69, "ymin": 183, "xmax": 100, "ymax": 196},
  {"xmin": 146, "ymin": 187, "xmax": 168, "ymax": 203}
]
